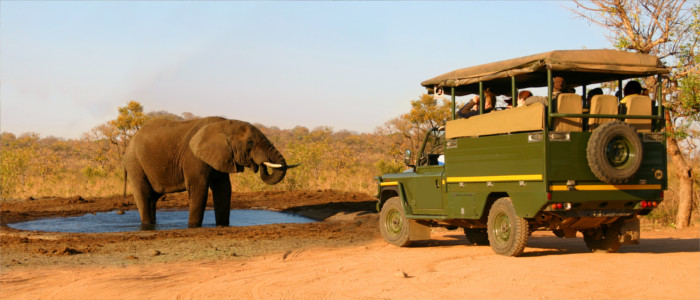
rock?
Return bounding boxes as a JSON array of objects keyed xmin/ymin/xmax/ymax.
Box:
[
  {"xmin": 394, "ymin": 269, "xmax": 410, "ymax": 278},
  {"xmin": 151, "ymin": 250, "xmax": 161, "ymax": 256}
]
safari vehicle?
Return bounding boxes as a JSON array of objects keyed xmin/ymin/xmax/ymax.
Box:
[{"xmin": 375, "ymin": 49, "xmax": 669, "ymax": 256}]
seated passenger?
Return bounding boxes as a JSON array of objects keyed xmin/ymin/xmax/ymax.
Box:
[
  {"xmin": 585, "ymin": 88, "xmax": 604, "ymax": 109},
  {"xmin": 552, "ymin": 77, "xmax": 576, "ymax": 101},
  {"xmin": 620, "ymin": 81, "xmax": 643, "ymax": 103},
  {"xmin": 516, "ymin": 90, "xmax": 532, "ymax": 107},
  {"xmin": 620, "ymin": 81, "xmax": 643, "ymax": 114},
  {"xmin": 457, "ymin": 88, "xmax": 496, "ymax": 118},
  {"xmin": 551, "ymin": 77, "xmax": 576, "ymax": 111}
]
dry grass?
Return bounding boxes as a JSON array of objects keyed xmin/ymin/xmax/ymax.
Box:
[{"xmin": 0, "ymin": 127, "xmax": 393, "ymax": 200}]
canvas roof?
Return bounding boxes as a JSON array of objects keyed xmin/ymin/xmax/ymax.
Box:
[{"xmin": 421, "ymin": 49, "xmax": 670, "ymax": 96}]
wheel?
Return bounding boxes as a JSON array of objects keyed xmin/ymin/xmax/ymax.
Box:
[
  {"xmin": 464, "ymin": 228, "xmax": 489, "ymax": 245},
  {"xmin": 586, "ymin": 121, "xmax": 643, "ymax": 184},
  {"xmin": 379, "ymin": 197, "xmax": 411, "ymax": 247},
  {"xmin": 583, "ymin": 225, "xmax": 622, "ymax": 253},
  {"xmin": 487, "ymin": 197, "xmax": 529, "ymax": 256}
]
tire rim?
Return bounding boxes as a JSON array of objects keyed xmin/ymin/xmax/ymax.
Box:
[
  {"xmin": 606, "ymin": 136, "xmax": 635, "ymax": 169},
  {"xmin": 385, "ymin": 209, "xmax": 403, "ymax": 237},
  {"xmin": 493, "ymin": 212, "xmax": 511, "ymax": 245}
]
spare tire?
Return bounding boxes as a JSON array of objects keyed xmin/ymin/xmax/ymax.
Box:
[{"xmin": 586, "ymin": 121, "xmax": 643, "ymax": 184}]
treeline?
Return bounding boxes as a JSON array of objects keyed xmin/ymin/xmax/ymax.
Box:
[
  {"xmin": 0, "ymin": 98, "xmax": 454, "ymax": 200},
  {"xmin": 1, "ymin": 131, "xmax": 121, "ymax": 199},
  {"xmin": 0, "ymin": 114, "xmax": 408, "ymax": 200}
]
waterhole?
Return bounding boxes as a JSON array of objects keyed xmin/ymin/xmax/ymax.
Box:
[{"xmin": 8, "ymin": 209, "xmax": 316, "ymax": 233}]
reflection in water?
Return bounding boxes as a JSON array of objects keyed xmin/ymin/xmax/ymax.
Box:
[{"xmin": 9, "ymin": 209, "xmax": 316, "ymax": 233}]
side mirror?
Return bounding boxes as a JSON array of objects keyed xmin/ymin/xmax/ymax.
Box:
[{"xmin": 404, "ymin": 149, "xmax": 412, "ymax": 165}]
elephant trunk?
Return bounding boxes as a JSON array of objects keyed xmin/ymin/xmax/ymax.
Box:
[{"xmin": 257, "ymin": 147, "xmax": 287, "ymax": 185}]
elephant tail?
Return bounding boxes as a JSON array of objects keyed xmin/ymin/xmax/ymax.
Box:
[{"xmin": 123, "ymin": 169, "xmax": 128, "ymax": 198}]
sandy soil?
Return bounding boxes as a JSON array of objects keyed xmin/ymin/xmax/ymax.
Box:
[{"xmin": 1, "ymin": 190, "xmax": 699, "ymax": 299}]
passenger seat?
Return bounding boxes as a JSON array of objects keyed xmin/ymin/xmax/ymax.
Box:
[
  {"xmin": 588, "ymin": 95, "xmax": 618, "ymax": 130},
  {"xmin": 553, "ymin": 93, "xmax": 583, "ymax": 132},
  {"xmin": 625, "ymin": 95, "xmax": 653, "ymax": 133}
]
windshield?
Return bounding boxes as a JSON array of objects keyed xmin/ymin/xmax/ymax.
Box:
[{"xmin": 424, "ymin": 129, "xmax": 445, "ymax": 156}]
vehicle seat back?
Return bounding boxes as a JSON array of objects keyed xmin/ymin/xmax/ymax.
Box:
[
  {"xmin": 588, "ymin": 95, "xmax": 618, "ymax": 130},
  {"xmin": 553, "ymin": 93, "xmax": 582, "ymax": 132},
  {"xmin": 625, "ymin": 95, "xmax": 653, "ymax": 133}
]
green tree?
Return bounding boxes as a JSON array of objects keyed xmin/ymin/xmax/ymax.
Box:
[
  {"xmin": 379, "ymin": 94, "xmax": 454, "ymax": 164},
  {"xmin": 571, "ymin": 0, "xmax": 699, "ymax": 227},
  {"xmin": 86, "ymin": 101, "xmax": 148, "ymax": 172},
  {"xmin": 113, "ymin": 101, "xmax": 147, "ymax": 150}
]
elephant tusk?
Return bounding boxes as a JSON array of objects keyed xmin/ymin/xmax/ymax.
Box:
[
  {"xmin": 262, "ymin": 162, "xmax": 301, "ymax": 169},
  {"xmin": 263, "ymin": 162, "xmax": 284, "ymax": 169}
]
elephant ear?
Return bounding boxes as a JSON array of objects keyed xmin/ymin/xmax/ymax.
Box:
[{"xmin": 189, "ymin": 122, "xmax": 240, "ymax": 173}]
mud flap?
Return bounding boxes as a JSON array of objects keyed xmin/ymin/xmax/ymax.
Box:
[
  {"xmin": 409, "ymin": 220, "xmax": 431, "ymax": 241},
  {"xmin": 617, "ymin": 217, "xmax": 640, "ymax": 245}
]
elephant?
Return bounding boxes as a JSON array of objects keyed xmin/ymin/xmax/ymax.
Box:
[{"xmin": 123, "ymin": 116, "xmax": 297, "ymax": 228}]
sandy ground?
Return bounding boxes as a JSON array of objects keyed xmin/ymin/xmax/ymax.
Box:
[{"xmin": 1, "ymin": 190, "xmax": 699, "ymax": 299}]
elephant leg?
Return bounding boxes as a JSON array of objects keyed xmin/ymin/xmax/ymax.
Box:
[
  {"xmin": 128, "ymin": 167, "xmax": 160, "ymax": 229},
  {"xmin": 187, "ymin": 181, "xmax": 209, "ymax": 228},
  {"xmin": 211, "ymin": 173, "xmax": 231, "ymax": 226}
]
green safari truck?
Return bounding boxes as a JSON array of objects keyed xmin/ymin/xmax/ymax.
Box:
[{"xmin": 376, "ymin": 49, "xmax": 669, "ymax": 256}]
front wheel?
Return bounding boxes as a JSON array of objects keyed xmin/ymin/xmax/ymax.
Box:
[
  {"xmin": 379, "ymin": 197, "xmax": 411, "ymax": 247},
  {"xmin": 487, "ymin": 197, "xmax": 529, "ymax": 256}
]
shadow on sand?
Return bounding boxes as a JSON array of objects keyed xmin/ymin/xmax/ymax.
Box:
[
  {"xmin": 282, "ymin": 201, "xmax": 376, "ymax": 221},
  {"xmin": 407, "ymin": 232, "xmax": 699, "ymax": 257}
]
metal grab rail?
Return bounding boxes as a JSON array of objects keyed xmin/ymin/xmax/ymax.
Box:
[{"xmin": 549, "ymin": 113, "xmax": 663, "ymax": 120}]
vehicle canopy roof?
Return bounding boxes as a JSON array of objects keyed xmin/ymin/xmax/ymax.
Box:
[{"xmin": 421, "ymin": 49, "xmax": 670, "ymax": 96}]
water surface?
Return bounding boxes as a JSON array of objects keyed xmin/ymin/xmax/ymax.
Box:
[{"xmin": 9, "ymin": 209, "xmax": 316, "ymax": 233}]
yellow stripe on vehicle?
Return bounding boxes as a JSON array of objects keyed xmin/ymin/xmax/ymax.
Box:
[
  {"xmin": 549, "ymin": 184, "xmax": 662, "ymax": 191},
  {"xmin": 446, "ymin": 174, "xmax": 543, "ymax": 183},
  {"xmin": 380, "ymin": 181, "xmax": 399, "ymax": 187}
]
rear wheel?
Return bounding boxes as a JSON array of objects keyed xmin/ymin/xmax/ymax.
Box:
[
  {"xmin": 487, "ymin": 197, "xmax": 529, "ymax": 256},
  {"xmin": 379, "ymin": 197, "xmax": 411, "ymax": 247},
  {"xmin": 464, "ymin": 228, "xmax": 489, "ymax": 245}
]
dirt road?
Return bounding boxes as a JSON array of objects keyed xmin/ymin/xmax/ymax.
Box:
[{"xmin": 1, "ymin": 191, "xmax": 699, "ymax": 299}]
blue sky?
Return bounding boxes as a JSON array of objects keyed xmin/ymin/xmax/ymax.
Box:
[{"xmin": 1, "ymin": 1, "xmax": 610, "ymax": 139}]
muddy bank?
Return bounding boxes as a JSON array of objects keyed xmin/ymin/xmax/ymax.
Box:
[{"xmin": 1, "ymin": 190, "xmax": 379, "ymax": 268}]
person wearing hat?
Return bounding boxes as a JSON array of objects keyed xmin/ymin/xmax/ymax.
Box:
[
  {"xmin": 552, "ymin": 77, "xmax": 575, "ymax": 99},
  {"xmin": 457, "ymin": 88, "xmax": 496, "ymax": 118},
  {"xmin": 550, "ymin": 77, "xmax": 575, "ymax": 111}
]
